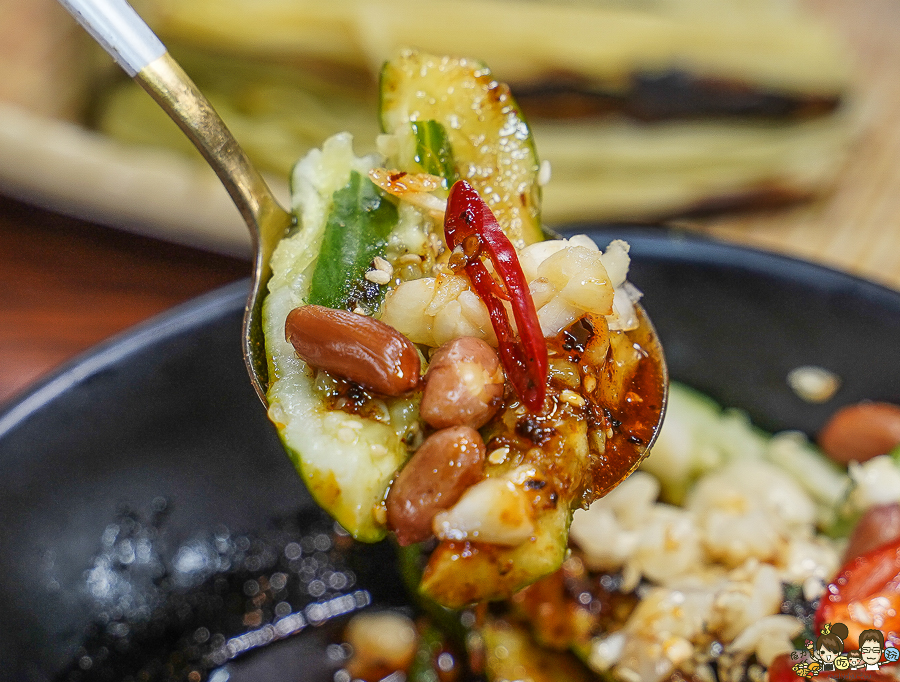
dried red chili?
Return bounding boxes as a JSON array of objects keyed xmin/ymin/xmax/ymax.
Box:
[{"xmin": 443, "ymin": 180, "xmax": 548, "ymax": 412}]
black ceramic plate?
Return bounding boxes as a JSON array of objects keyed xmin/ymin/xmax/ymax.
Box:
[{"xmin": 2, "ymin": 228, "xmax": 899, "ymax": 682}]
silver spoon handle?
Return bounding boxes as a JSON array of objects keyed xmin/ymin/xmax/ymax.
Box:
[
  {"xmin": 56, "ymin": 0, "xmax": 291, "ymax": 270},
  {"xmin": 57, "ymin": 0, "xmax": 165, "ymax": 77}
]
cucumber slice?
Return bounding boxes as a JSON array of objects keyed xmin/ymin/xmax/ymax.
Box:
[
  {"xmin": 307, "ymin": 169, "xmax": 397, "ymax": 313},
  {"xmin": 380, "ymin": 50, "xmax": 543, "ymax": 248},
  {"xmin": 263, "ymin": 133, "xmax": 418, "ymax": 542},
  {"xmin": 421, "ymin": 506, "xmax": 570, "ymax": 609},
  {"xmin": 482, "ymin": 617, "xmax": 595, "ymax": 682},
  {"xmin": 264, "ymin": 52, "xmax": 623, "ymax": 608}
]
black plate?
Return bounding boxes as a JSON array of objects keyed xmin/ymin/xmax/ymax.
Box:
[{"xmin": 2, "ymin": 228, "xmax": 899, "ymax": 682}]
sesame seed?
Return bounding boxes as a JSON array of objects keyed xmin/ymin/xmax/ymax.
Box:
[
  {"xmin": 365, "ymin": 269, "xmax": 391, "ymax": 285},
  {"xmin": 373, "ymin": 256, "xmax": 393, "ymax": 276},
  {"xmin": 428, "ymin": 232, "xmax": 445, "ymax": 256},
  {"xmin": 560, "ymin": 389, "xmax": 586, "ymax": 407},
  {"xmin": 488, "ymin": 447, "xmax": 509, "ymax": 464}
]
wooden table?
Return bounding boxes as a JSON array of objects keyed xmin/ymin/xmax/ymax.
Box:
[
  {"xmin": 691, "ymin": 0, "xmax": 900, "ymax": 292},
  {"xmin": 0, "ymin": 195, "xmax": 249, "ymax": 405}
]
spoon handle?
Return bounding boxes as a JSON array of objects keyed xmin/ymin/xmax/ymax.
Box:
[
  {"xmin": 56, "ymin": 0, "xmax": 165, "ymax": 76},
  {"xmin": 56, "ymin": 0, "xmax": 290, "ymax": 246},
  {"xmin": 58, "ymin": 0, "xmax": 293, "ymax": 404}
]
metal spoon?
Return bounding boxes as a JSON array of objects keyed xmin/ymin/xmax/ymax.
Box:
[
  {"xmin": 56, "ymin": 0, "xmax": 667, "ymax": 465},
  {"xmin": 58, "ymin": 0, "xmax": 289, "ymax": 406}
]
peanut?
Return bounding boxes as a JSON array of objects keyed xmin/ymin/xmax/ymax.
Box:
[
  {"xmin": 817, "ymin": 401, "xmax": 900, "ymax": 464},
  {"xmin": 420, "ymin": 337, "xmax": 504, "ymax": 429},
  {"xmin": 386, "ymin": 425, "xmax": 486, "ymax": 546},
  {"xmin": 285, "ymin": 305, "xmax": 420, "ymax": 396},
  {"xmin": 843, "ymin": 502, "xmax": 900, "ymax": 562}
]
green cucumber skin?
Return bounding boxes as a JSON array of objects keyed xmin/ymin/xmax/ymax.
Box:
[
  {"xmin": 264, "ymin": 134, "xmax": 414, "ymax": 543},
  {"xmin": 411, "ymin": 120, "xmax": 458, "ymax": 187},
  {"xmin": 379, "ymin": 50, "xmax": 543, "ymax": 248},
  {"xmin": 308, "ymin": 170, "xmax": 398, "ymax": 313}
]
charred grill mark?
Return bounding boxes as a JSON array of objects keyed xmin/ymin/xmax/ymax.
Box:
[{"xmin": 513, "ymin": 68, "xmax": 840, "ymax": 122}]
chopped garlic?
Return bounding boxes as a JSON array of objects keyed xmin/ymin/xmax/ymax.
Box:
[
  {"xmin": 433, "ymin": 471, "xmax": 535, "ymax": 546},
  {"xmin": 786, "ymin": 365, "xmax": 841, "ymax": 403}
]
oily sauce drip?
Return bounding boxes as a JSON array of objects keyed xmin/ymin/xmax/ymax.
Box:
[
  {"xmin": 547, "ymin": 314, "xmax": 666, "ymax": 502},
  {"xmin": 590, "ymin": 339, "xmax": 665, "ymax": 498},
  {"xmin": 478, "ymin": 315, "xmax": 664, "ymax": 509}
]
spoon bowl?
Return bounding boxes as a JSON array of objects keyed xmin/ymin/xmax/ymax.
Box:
[{"xmin": 603, "ymin": 301, "xmax": 668, "ymax": 493}]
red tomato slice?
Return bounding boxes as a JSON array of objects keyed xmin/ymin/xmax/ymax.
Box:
[
  {"xmin": 767, "ymin": 653, "xmax": 808, "ymax": 682},
  {"xmin": 815, "ymin": 536, "xmax": 900, "ymax": 649}
]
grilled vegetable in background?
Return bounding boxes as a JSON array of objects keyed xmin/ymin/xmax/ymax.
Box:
[
  {"xmin": 263, "ymin": 50, "xmax": 665, "ymax": 607},
  {"xmin": 96, "ymin": 0, "xmax": 855, "ymax": 224}
]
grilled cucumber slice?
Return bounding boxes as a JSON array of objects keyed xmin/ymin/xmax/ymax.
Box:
[
  {"xmin": 380, "ymin": 49, "xmax": 544, "ymax": 248},
  {"xmin": 264, "ymin": 52, "xmax": 579, "ymax": 607},
  {"xmin": 264, "ymin": 51, "xmax": 546, "ymax": 546},
  {"xmin": 263, "ymin": 133, "xmax": 418, "ymax": 542}
]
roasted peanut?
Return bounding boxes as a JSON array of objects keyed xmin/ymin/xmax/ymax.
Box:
[
  {"xmin": 817, "ymin": 401, "xmax": 900, "ymax": 464},
  {"xmin": 844, "ymin": 502, "xmax": 900, "ymax": 562},
  {"xmin": 420, "ymin": 337, "xmax": 504, "ymax": 429},
  {"xmin": 285, "ymin": 305, "xmax": 420, "ymax": 396},
  {"xmin": 386, "ymin": 425, "xmax": 486, "ymax": 546}
]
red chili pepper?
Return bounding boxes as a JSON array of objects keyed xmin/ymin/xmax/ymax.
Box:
[
  {"xmin": 444, "ymin": 180, "xmax": 548, "ymax": 412},
  {"xmin": 766, "ymin": 653, "xmax": 807, "ymax": 682},
  {"xmin": 815, "ymin": 535, "xmax": 900, "ymax": 651}
]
